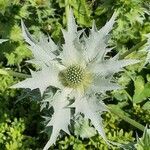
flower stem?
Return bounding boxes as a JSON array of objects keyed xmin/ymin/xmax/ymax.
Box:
[
  {"xmin": 0, "ymin": 69, "xmax": 31, "ymax": 78},
  {"xmin": 108, "ymin": 105, "xmax": 145, "ymax": 132},
  {"xmin": 119, "ymin": 39, "xmax": 147, "ymax": 59}
]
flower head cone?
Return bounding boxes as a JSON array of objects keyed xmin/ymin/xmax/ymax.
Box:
[{"xmin": 11, "ymin": 9, "xmax": 139, "ymax": 150}]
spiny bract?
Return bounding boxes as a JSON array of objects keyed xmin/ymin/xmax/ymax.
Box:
[
  {"xmin": 11, "ymin": 9, "xmax": 139, "ymax": 150},
  {"xmin": 0, "ymin": 39, "xmax": 8, "ymax": 44}
]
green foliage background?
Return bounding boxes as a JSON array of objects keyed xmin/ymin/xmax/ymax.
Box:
[{"xmin": 0, "ymin": 0, "xmax": 150, "ymax": 149}]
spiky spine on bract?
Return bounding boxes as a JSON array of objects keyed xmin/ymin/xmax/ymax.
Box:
[{"xmin": 11, "ymin": 9, "xmax": 139, "ymax": 150}]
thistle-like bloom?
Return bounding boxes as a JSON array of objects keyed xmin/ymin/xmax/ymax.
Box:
[{"xmin": 11, "ymin": 10, "xmax": 139, "ymax": 150}]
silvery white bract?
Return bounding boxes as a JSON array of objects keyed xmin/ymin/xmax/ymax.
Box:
[
  {"xmin": 11, "ymin": 9, "xmax": 139, "ymax": 150},
  {"xmin": 0, "ymin": 39, "xmax": 8, "ymax": 44}
]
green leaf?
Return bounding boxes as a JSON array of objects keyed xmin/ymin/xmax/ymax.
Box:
[
  {"xmin": 70, "ymin": 0, "xmax": 92, "ymax": 27},
  {"xmin": 142, "ymin": 101, "xmax": 150, "ymax": 110},
  {"xmin": 0, "ymin": 0, "xmax": 11, "ymax": 14},
  {"xmin": 146, "ymin": 74, "xmax": 150, "ymax": 82},
  {"xmin": 0, "ymin": 69, "xmax": 9, "ymax": 75},
  {"xmin": 133, "ymin": 76, "xmax": 150, "ymax": 103},
  {"xmin": 135, "ymin": 126, "xmax": 150, "ymax": 150}
]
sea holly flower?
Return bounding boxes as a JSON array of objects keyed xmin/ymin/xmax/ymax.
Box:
[{"xmin": 11, "ymin": 9, "xmax": 139, "ymax": 150}]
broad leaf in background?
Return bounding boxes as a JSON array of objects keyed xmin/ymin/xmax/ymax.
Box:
[
  {"xmin": 69, "ymin": 0, "xmax": 92, "ymax": 27},
  {"xmin": 142, "ymin": 101, "xmax": 150, "ymax": 110},
  {"xmin": 133, "ymin": 76, "xmax": 150, "ymax": 104}
]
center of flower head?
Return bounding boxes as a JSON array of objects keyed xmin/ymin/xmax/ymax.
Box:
[{"xmin": 59, "ymin": 65, "xmax": 92, "ymax": 89}]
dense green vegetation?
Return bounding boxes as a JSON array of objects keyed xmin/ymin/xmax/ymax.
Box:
[{"xmin": 0, "ymin": 0, "xmax": 150, "ymax": 149}]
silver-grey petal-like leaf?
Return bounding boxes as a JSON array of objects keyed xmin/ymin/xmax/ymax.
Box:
[
  {"xmin": 88, "ymin": 76, "xmax": 121, "ymax": 94},
  {"xmin": 84, "ymin": 12, "xmax": 117, "ymax": 62},
  {"xmin": 61, "ymin": 9, "xmax": 83, "ymax": 66},
  {"xmin": 71, "ymin": 95, "xmax": 107, "ymax": 142},
  {"xmin": 89, "ymin": 59, "xmax": 140, "ymax": 76},
  {"xmin": 11, "ymin": 66, "xmax": 61, "ymax": 95},
  {"xmin": 21, "ymin": 20, "xmax": 56, "ymax": 65},
  {"xmin": 43, "ymin": 89, "xmax": 71, "ymax": 150},
  {"xmin": 0, "ymin": 39, "xmax": 8, "ymax": 44}
]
